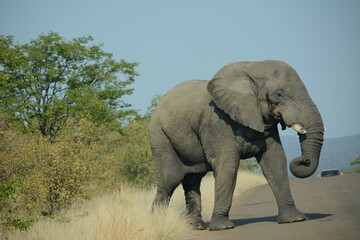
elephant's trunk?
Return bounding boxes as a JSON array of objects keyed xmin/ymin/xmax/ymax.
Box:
[{"xmin": 289, "ymin": 100, "xmax": 324, "ymax": 178}]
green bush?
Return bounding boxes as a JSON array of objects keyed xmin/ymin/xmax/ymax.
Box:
[
  {"xmin": 114, "ymin": 120, "xmax": 155, "ymax": 187},
  {"xmin": 351, "ymin": 156, "xmax": 360, "ymax": 173},
  {"xmin": 240, "ymin": 158, "xmax": 260, "ymax": 171},
  {"xmin": 0, "ymin": 179, "xmax": 35, "ymax": 231},
  {"xmin": 0, "ymin": 128, "xmax": 102, "ymax": 228},
  {"xmin": 0, "ymin": 117, "xmax": 156, "ymax": 232}
]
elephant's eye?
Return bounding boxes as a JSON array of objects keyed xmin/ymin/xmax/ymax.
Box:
[{"xmin": 275, "ymin": 90, "xmax": 284, "ymax": 99}]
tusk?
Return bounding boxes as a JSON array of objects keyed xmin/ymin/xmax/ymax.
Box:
[
  {"xmin": 291, "ymin": 123, "xmax": 307, "ymax": 134},
  {"xmin": 323, "ymin": 127, "xmax": 327, "ymax": 132}
]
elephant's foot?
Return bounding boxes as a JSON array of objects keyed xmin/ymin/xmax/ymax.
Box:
[
  {"xmin": 189, "ymin": 218, "xmax": 207, "ymax": 230},
  {"xmin": 278, "ymin": 208, "xmax": 308, "ymax": 224},
  {"xmin": 208, "ymin": 214, "xmax": 235, "ymax": 231}
]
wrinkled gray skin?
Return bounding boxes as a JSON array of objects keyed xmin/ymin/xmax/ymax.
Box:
[{"xmin": 150, "ymin": 60, "xmax": 324, "ymax": 231}]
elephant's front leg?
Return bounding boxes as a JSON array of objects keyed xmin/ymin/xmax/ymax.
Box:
[
  {"xmin": 256, "ymin": 131, "xmax": 307, "ymax": 223},
  {"xmin": 209, "ymin": 152, "xmax": 239, "ymax": 231}
]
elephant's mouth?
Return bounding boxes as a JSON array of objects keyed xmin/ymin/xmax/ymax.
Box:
[
  {"xmin": 288, "ymin": 123, "xmax": 326, "ymax": 135},
  {"xmin": 291, "ymin": 123, "xmax": 307, "ymax": 134},
  {"xmin": 279, "ymin": 119, "xmax": 307, "ymax": 135}
]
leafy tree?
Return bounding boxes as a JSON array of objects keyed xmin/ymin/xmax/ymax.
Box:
[
  {"xmin": 0, "ymin": 32, "xmax": 138, "ymax": 138},
  {"xmin": 351, "ymin": 156, "xmax": 360, "ymax": 173}
]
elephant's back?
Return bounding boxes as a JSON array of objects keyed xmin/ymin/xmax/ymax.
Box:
[
  {"xmin": 164, "ymin": 79, "xmax": 209, "ymax": 100},
  {"xmin": 156, "ymin": 80, "xmax": 210, "ymax": 120}
]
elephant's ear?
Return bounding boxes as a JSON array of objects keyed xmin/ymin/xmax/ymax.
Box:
[{"xmin": 207, "ymin": 72, "xmax": 265, "ymax": 133}]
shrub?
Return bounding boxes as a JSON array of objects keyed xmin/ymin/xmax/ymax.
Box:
[
  {"xmin": 0, "ymin": 118, "xmax": 156, "ymax": 231},
  {"xmin": 112, "ymin": 120, "xmax": 155, "ymax": 187},
  {"xmin": 0, "ymin": 119, "xmax": 111, "ymax": 230}
]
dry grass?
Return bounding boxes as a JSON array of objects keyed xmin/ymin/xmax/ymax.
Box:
[{"xmin": 6, "ymin": 171, "xmax": 266, "ymax": 240}]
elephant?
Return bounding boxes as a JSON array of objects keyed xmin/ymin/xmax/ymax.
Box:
[{"xmin": 149, "ymin": 60, "xmax": 324, "ymax": 231}]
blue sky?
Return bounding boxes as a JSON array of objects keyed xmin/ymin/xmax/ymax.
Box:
[{"xmin": 1, "ymin": 0, "xmax": 359, "ymax": 138}]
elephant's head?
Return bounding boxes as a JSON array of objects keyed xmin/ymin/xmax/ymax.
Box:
[{"xmin": 207, "ymin": 60, "xmax": 324, "ymax": 178}]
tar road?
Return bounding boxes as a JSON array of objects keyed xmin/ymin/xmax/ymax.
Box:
[{"xmin": 195, "ymin": 174, "xmax": 360, "ymax": 240}]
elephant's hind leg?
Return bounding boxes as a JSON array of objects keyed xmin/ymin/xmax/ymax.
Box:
[
  {"xmin": 182, "ymin": 174, "xmax": 207, "ymax": 230},
  {"xmin": 151, "ymin": 130, "xmax": 184, "ymax": 210}
]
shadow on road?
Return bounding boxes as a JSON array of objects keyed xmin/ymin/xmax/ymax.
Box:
[{"xmin": 231, "ymin": 213, "xmax": 332, "ymax": 227}]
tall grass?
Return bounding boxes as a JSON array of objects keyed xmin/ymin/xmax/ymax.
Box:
[{"xmin": 6, "ymin": 171, "xmax": 266, "ymax": 240}]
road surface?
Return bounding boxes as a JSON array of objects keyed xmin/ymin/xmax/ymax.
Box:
[{"xmin": 195, "ymin": 174, "xmax": 360, "ymax": 240}]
